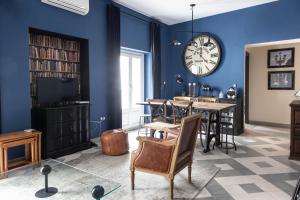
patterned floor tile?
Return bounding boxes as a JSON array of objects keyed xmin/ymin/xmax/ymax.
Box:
[
  {"xmin": 196, "ymin": 158, "xmax": 255, "ymax": 177},
  {"xmin": 215, "ymin": 175, "xmax": 291, "ymax": 200},
  {"xmin": 250, "ymin": 144, "xmax": 289, "ymax": 156},
  {"xmin": 261, "ymin": 172, "xmax": 300, "ymax": 196},
  {"xmin": 234, "ymin": 156, "xmax": 297, "ymax": 175}
]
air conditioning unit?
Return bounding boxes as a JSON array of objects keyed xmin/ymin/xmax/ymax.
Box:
[{"xmin": 42, "ymin": 0, "xmax": 89, "ymax": 15}]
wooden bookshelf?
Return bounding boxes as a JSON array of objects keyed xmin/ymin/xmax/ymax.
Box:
[{"xmin": 29, "ymin": 28, "xmax": 89, "ymax": 107}]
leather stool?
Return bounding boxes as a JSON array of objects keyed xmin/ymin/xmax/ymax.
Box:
[{"xmin": 100, "ymin": 129, "xmax": 129, "ymax": 156}]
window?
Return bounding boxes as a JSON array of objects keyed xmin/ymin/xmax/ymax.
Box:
[{"xmin": 120, "ymin": 50, "xmax": 144, "ymax": 129}]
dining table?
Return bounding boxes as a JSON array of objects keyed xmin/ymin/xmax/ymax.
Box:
[{"xmin": 136, "ymin": 100, "xmax": 236, "ymax": 153}]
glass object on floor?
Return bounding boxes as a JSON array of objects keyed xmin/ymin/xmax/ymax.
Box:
[{"xmin": 0, "ymin": 159, "xmax": 120, "ymax": 200}]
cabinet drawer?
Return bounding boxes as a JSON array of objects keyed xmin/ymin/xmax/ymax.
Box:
[{"xmin": 293, "ymin": 140, "xmax": 300, "ymax": 154}]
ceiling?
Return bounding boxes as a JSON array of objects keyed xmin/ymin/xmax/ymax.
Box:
[{"xmin": 113, "ymin": 0, "xmax": 278, "ymax": 25}]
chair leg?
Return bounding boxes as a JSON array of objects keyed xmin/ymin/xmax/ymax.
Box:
[
  {"xmin": 131, "ymin": 170, "xmax": 135, "ymax": 190},
  {"xmin": 169, "ymin": 178, "xmax": 174, "ymax": 200},
  {"xmin": 188, "ymin": 163, "xmax": 192, "ymax": 183}
]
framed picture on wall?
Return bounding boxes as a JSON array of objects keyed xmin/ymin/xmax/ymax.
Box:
[
  {"xmin": 268, "ymin": 71, "xmax": 295, "ymax": 90},
  {"xmin": 268, "ymin": 48, "xmax": 295, "ymax": 68}
]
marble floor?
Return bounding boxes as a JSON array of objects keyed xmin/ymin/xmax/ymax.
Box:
[{"xmin": 190, "ymin": 124, "xmax": 300, "ymax": 200}]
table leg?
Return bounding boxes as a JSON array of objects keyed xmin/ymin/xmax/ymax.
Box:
[
  {"xmin": 38, "ymin": 134, "xmax": 41, "ymax": 164},
  {"xmin": 0, "ymin": 144, "xmax": 3, "ymax": 174},
  {"xmin": 34, "ymin": 138, "xmax": 38, "ymax": 165},
  {"xmin": 30, "ymin": 141, "xmax": 35, "ymax": 165},
  {"xmin": 25, "ymin": 143, "xmax": 30, "ymax": 161},
  {"xmin": 203, "ymin": 112, "xmax": 212, "ymax": 153},
  {"xmin": 215, "ymin": 111, "xmax": 221, "ymax": 144},
  {"xmin": 4, "ymin": 147, "xmax": 8, "ymax": 176}
]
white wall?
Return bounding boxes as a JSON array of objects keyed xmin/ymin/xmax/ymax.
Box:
[{"xmin": 247, "ymin": 43, "xmax": 300, "ymax": 125}]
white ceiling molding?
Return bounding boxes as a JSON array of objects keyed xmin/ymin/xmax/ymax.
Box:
[{"xmin": 113, "ymin": 0, "xmax": 278, "ymax": 25}]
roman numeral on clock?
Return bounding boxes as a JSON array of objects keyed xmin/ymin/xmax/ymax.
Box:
[
  {"xmin": 185, "ymin": 55, "xmax": 192, "ymax": 59},
  {"xmin": 209, "ymin": 44, "xmax": 216, "ymax": 51},
  {"xmin": 186, "ymin": 60, "xmax": 193, "ymax": 67},
  {"xmin": 211, "ymin": 53, "xmax": 219, "ymax": 58},
  {"xmin": 209, "ymin": 60, "xmax": 216, "ymax": 65}
]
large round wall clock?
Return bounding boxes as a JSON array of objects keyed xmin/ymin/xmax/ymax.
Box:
[{"xmin": 183, "ymin": 34, "xmax": 221, "ymax": 76}]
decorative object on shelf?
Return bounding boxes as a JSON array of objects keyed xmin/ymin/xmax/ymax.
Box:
[
  {"xmin": 219, "ymin": 91, "xmax": 224, "ymax": 99},
  {"xmin": 201, "ymin": 84, "xmax": 213, "ymax": 96},
  {"xmin": 227, "ymin": 84, "xmax": 237, "ymax": 99},
  {"xmin": 192, "ymin": 83, "xmax": 198, "ymax": 97},
  {"xmin": 268, "ymin": 48, "xmax": 294, "ymax": 68},
  {"xmin": 35, "ymin": 165, "xmax": 58, "ymax": 198},
  {"xmin": 188, "ymin": 83, "xmax": 193, "ymax": 97},
  {"xmin": 268, "ymin": 71, "xmax": 295, "ymax": 90},
  {"xmin": 295, "ymin": 90, "xmax": 300, "ymax": 100}
]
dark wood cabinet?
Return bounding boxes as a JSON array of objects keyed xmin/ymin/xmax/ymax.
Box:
[
  {"xmin": 218, "ymin": 97, "xmax": 244, "ymax": 135},
  {"xmin": 290, "ymin": 100, "xmax": 300, "ymax": 161},
  {"xmin": 31, "ymin": 104, "xmax": 90, "ymax": 159}
]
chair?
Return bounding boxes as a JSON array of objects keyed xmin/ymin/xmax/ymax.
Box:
[
  {"xmin": 213, "ymin": 107, "xmax": 237, "ymax": 154},
  {"xmin": 148, "ymin": 99, "xmax": 167, "ymax": 138},
  {"xmin": 167, "ymin": 100, "xmax": 193, "ymax": 124},
  {"xmin": 137, "ymin": 113, "xmax": 152, "ymax": 136},
  {"xmin": 173, "ymin": 96, "xmax": 193, "ymax": 101},
  {"xmin": 130, "ymin": 114, "xmax": 201, "ymax": 199}
]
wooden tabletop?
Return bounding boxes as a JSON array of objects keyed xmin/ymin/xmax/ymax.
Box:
[
  {"xmin": 192, "ymin": 102, "xmax": 236, "ymax": 111},
  {"xmin": 144, "ymin": 122, "xmax": 180, "ymax": 131},
  {"xmin": 137, "ymin": 100, "xmax": 236, "ymax": 111},
  {"xmin": 0, "ymin": 131, "xmax": 42, "ymax": 143}
]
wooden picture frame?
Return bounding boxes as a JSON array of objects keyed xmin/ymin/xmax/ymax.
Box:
[
  {"xmin": 268, "ymin": 71, "xmax": 295, "ymax": 90},
  {"xmin": 268, "ymin": 48, "xmax": 295, "ymax": 68}
]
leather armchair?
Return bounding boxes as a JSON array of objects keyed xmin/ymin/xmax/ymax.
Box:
[{"xmin": 130, "ymin": 114, "xmax": 201, "ymax": 199}]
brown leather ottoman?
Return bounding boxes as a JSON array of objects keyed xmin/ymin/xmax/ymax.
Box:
[{"xmin": 100, "ymin": 129, "xmax": 129, "ymax": 156}]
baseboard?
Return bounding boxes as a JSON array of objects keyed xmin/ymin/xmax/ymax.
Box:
[{"xmin": 248, "ymin": 120, "xmax": 290, "ymax": 128}]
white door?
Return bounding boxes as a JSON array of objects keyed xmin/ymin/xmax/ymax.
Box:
[{"xmin": 120, "ymin": 51, "xmax": 144, "ymax": 129}]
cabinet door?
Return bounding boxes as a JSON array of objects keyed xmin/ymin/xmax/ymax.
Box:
[{"xmin": 294, "ymin": 109, "xmax": 300, "ymax": 125}]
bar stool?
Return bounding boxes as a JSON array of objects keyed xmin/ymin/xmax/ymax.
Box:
[
  {"xmin": 213, "ymin": 121, "xmax": 237, "ymax": 154},
  {"xmin": 137, "ymin": 114, "xmax": 152, "ymax": 136}
]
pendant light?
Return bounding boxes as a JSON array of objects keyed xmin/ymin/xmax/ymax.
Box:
[{"xmin": 170, "ymin": 4, "xmax": 213, "ymax": 47}]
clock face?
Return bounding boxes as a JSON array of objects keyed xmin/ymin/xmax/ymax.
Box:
[{"xmin": 184, "ymin": 34, "xmax": 221, "ymax": 76}]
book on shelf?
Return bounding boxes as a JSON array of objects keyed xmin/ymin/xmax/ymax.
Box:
[{"xmin": 29, "ymin": 33, "xmax": 80, "ymax": 51}]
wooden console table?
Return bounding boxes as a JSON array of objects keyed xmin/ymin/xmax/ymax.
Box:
[{"xmin": 0, "ymin": 131, "xmax": 42, "ymax": 176}]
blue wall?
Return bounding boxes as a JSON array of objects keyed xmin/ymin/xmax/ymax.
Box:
[
  {"xmin": 165, "ymin": 0, "xmax": 300, "ymax": 98},
  {"xmin": 0, "ymin": 0, "xmax": 167, "ymax": 140}
]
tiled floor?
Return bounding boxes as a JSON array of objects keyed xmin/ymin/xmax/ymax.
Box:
[{"xmin": 190, "ymin": 124, "xmax": 300, "ymax": 200}]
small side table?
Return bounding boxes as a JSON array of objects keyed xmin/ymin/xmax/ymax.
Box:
[
  {"xmin": 144, "ymin": 122, "xmax": 180, "ymax": 139},
  {"xmin": 0, "ymin": 131, "xmax": 42, "ymax": 177}
]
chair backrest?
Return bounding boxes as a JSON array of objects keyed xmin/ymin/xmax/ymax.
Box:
[
  {"xmin": 169, "ymin": 114, "xmax": 201, "ymax": 174},
  {"xmin": 169, "ymin": 100, "xmax": 193, "ymax": 124},
  {"xmin": 147, "ymin": 99, "xmax": 167, "ymax": 121},
  {"xmin": 173, "ymin": 96, "xmax": 193, "ymax": 101},
  {"xmin": 197, "ymin": 96, "xmax": 218, "ymax": 103}
]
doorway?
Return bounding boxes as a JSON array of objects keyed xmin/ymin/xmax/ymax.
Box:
[{"xmin": 120, "ymin": 50, "xmax": 144, "ymax": 129}]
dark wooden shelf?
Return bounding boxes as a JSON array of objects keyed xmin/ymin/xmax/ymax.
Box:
[
  {"xmin": 29, "ymin": 44, "xmax": 79, "ymax": 52},
  {"xmin": 29, "ymin": 57, "xmax": 80, "ymax": 63},
  {"xmin": 30, "ymin": 70, "xmax": 80, "ymax": 74}
]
